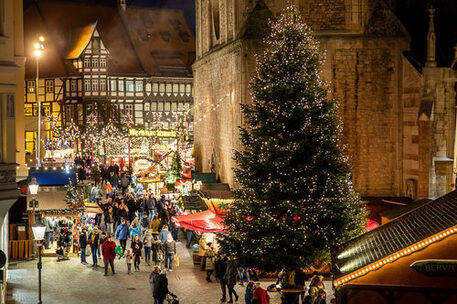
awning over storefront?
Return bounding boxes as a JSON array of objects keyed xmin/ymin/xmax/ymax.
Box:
[{"xmin": 172, "ymin": 210, "xmax": 226, "ymax": 234}]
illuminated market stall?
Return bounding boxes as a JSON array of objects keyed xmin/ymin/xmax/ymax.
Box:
[{"xmin": 333, "ymin": 191, "xmax": 457, "ymax": 304}]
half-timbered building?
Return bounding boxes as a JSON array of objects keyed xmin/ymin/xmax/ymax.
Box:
[{"xmin": 24, "ymin": 1, "xmax": 195, "ymax": 159}]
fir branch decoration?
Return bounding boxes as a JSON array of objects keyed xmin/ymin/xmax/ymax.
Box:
[{"xmin": 65, "ymin": 180, "xmax": 89, "ymax": 210}]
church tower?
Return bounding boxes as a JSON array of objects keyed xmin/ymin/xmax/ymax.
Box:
[{"xmin": 193, "ymin": 0, "xmax": 430, "ymax": 199}]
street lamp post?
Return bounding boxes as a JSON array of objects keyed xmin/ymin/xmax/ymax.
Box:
[
  {"xmin": 29, "ymin": 178, "xmax": 39, "ymax": 258},
  {"xmin": 32, "ymin": 220, "xmax": 46, "ymax": 304},
  {"xmin": 34, "ymin": 36, "xmax": 44, "ymax": 167}
]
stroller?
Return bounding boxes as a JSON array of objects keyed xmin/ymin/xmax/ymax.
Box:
[{"xmin": 166, "ymin": 294, "xmax": 179, "ymax": 304}]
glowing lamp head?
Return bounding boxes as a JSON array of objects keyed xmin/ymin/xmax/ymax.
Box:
[
  {"xmin": 39, "ymin": 36, "xmax": 45, "ymax": 42},
  {"xmin": 32, "ymin": 220, "xmax": 46, "ymax": 241},
  {"xmin": 34, "ymin": 49, "xmax": 42, "ymax": 57},
  {"xmin": 29, "ymin": 177, "xmax": 39, "ymax": 195}
]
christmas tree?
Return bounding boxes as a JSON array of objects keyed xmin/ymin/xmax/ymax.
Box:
[
  {"xmin": 164, "ymin": 149, "xmax": 183, "ymax": 191},
  {"xmin": 65, "ymin": 180, "xmax": 88, "ymax": 210},
  {"xmin": 219, "ymin": 6, "xmax": 366, "ymax": 279}
]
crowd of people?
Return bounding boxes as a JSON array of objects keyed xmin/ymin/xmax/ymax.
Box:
[{"xmin": 43, "ymin": 156, "xmax": 328, "ymax": 304}]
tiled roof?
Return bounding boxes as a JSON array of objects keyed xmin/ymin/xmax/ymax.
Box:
[
  {"xmin": 66, "ymin": 22, "xmax": 97, "ymax": 59},
  {"xmin": 334, "ymin": 191, "xmax": 457, "ymax": 278},
  {"xmin": 24, "ymin": 1, "xmax": 195, "ymax": 78}
]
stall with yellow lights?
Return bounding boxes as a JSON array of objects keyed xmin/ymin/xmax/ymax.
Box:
[{"xmin": 333, "ymin": 190, "xmax": 457, "ymax": 304}]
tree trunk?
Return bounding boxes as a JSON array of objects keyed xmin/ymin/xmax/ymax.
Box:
[
  {"xmin": 280, "ymin": 269, "xmax": 301, "ymax": 304},
  {"xmin": 281, "ymin": 291, "xmax": 300, "ymax": 304}
]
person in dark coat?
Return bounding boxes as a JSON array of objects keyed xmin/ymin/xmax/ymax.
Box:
[
  {"xmin": 146, "ymin": 194, "xmax": 156, "ymax": 220},
  {"xmin": 79, "ymin": 228, "xmax": 88, "ymax": 264},
  {"xmin": 137, "ymin": 196, "xmax": 146, "ymax": 219},
  {"xmin": 215, "ymin": 252, "xmax": 228, "ymax": 302},
  {"xmin": 113, "ymin": 163, "xmax": 120, "ymax": 175},
  {"xmin": 109, "ymin": 172, "xmax": 119, "ymax": 189},
  {"xmin": 224, "ymin": 260, "xmax": 239, "ymax": 303},
  {"xmin": 77, "ymin": 166, "xmax": 86, "ymax": 181},
  {"xmin": 151, "ymin": 234, "xmax": 164, "ymax": 265},
  {"xmin": 118, "ymin": 200, "xmax": 129, "ymax": 222},
  {"xmin": 131, "ymin": 235, "xmax": 143, "ymax": 271},
  {"xmin": 159, "ymin": 205, "xmax": 170, "ymax": 228},
  {"xmin": 127, "ymin": 195, "xmax": 136, "ymax": 223},
  {"xmin": 153, "ymin": 270, "xmax": 174, "ymax": 304},
  {"xmin": 120, "ymin": 173, "xmax": 130, "ymax": 194},
  {"xmin": 99, "ymin": 164, "xmax": 107, "ymax": 184}
]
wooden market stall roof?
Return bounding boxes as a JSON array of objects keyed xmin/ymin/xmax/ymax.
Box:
[
  {"xmin": 380, "ymin": 198, "xmax": 432, "ymax": 223},
  {"xmin": 334, "ymin": 190, "xmax": 457, "ymax": 286}
]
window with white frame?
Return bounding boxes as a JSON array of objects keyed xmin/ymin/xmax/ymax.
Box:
[
  {"xmin": 100, "ymin": 58, "xmax": 106, "ymax": 68},
  {"xmin": 65, "ymin": 104, "xmax": 75, "ymax": 122},
  {"xmin": 125, "ymin": 104, "xmax": 134, "ymax": 116},
  {"xmin": 110, "ymin": 79, "xmax": 117, "ymax": 91},
  {"xmin": 118, "ymin": 80, "xmax": 124, "ymax": 91},
  {"xmin": 100, "ymin": 79, "xmax": 106, "ymax": 91},
  {"xmin": 27, "ymin": 80, "xmax": 35, "ymax": 93},
  {"xmin": 84, "ymin": 79, "xmax": 91, "ymax": 91},
  {"xmin": 71, "ymin": 79, "xmax": 77, "ymax": 91},
  {"xmin": 126, "ymin": 80, "xmax": 134, "ymax": 92},
  {"xmin": 84, "ymin": 58, "xmax": 90, "ymax": 68},
  {"xmin": 45, "ymin": 79, "xmax": 54, "ymax": 93},
  {"xmin": 135, "ymin": 80, "xmax": 143, "ymax": 92},
  {"xmin": 92, "ymin": 79, "xmax": 99, "ymax": 91},
  {"xmin": 91, "ymin": 58, "xmax": 99, "ymax": 68}
]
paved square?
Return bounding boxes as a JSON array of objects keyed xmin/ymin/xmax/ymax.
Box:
[{"xmin": 7, "ymin": 240, "xmax": 333, "ymax": 303}]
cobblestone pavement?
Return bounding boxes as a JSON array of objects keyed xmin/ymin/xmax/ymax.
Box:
[{"xmin": 7, "ymin": 239, "xmax": 333, "ymax": 304}]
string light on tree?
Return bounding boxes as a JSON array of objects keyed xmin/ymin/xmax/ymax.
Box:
[{"xmin": 217, "ymin": 5, "xmax": 366, "ymax": 296}]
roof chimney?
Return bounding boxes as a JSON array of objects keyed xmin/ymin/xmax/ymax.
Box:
[{"xmin": 426, "ymin": 7, "xmax": 437, "ymax": 67}]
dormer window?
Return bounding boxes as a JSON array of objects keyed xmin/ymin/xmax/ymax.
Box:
[
  {"xmin": 179, "ymin": 31, "xmax": 191, "ymax": 42},
  {"xmin": 92, "ymin": 37, "xmax": 100, "ymax": 49},
  {"xmin": 160, "ymin": 31, "xmax": 171, "ymax": 42}
]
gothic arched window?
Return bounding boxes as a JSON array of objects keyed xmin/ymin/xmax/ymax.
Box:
[{"xmin": 211, "ymin": 0, "xmax": 220, "ymax": 40}]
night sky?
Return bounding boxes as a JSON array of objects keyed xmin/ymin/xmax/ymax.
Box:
[
  {"xmin": 24, "ymin": 0, "xmax": 457, "ymax": 67},
  {"xmin": 24, "ymin": 0, "xmax": 196, "ymax": 33}
]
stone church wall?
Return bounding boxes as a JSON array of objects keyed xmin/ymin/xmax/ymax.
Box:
[
  {"xmin": 194, "ymin": 0, "xmax": 434, "ymax": 198},
  {"xmin": 320, "ymin": 37, "xmax": 408, "ymax": 197},
  {"xmin": 401, "ymin": 57, "xmax": 424, "ymax": 199}
]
